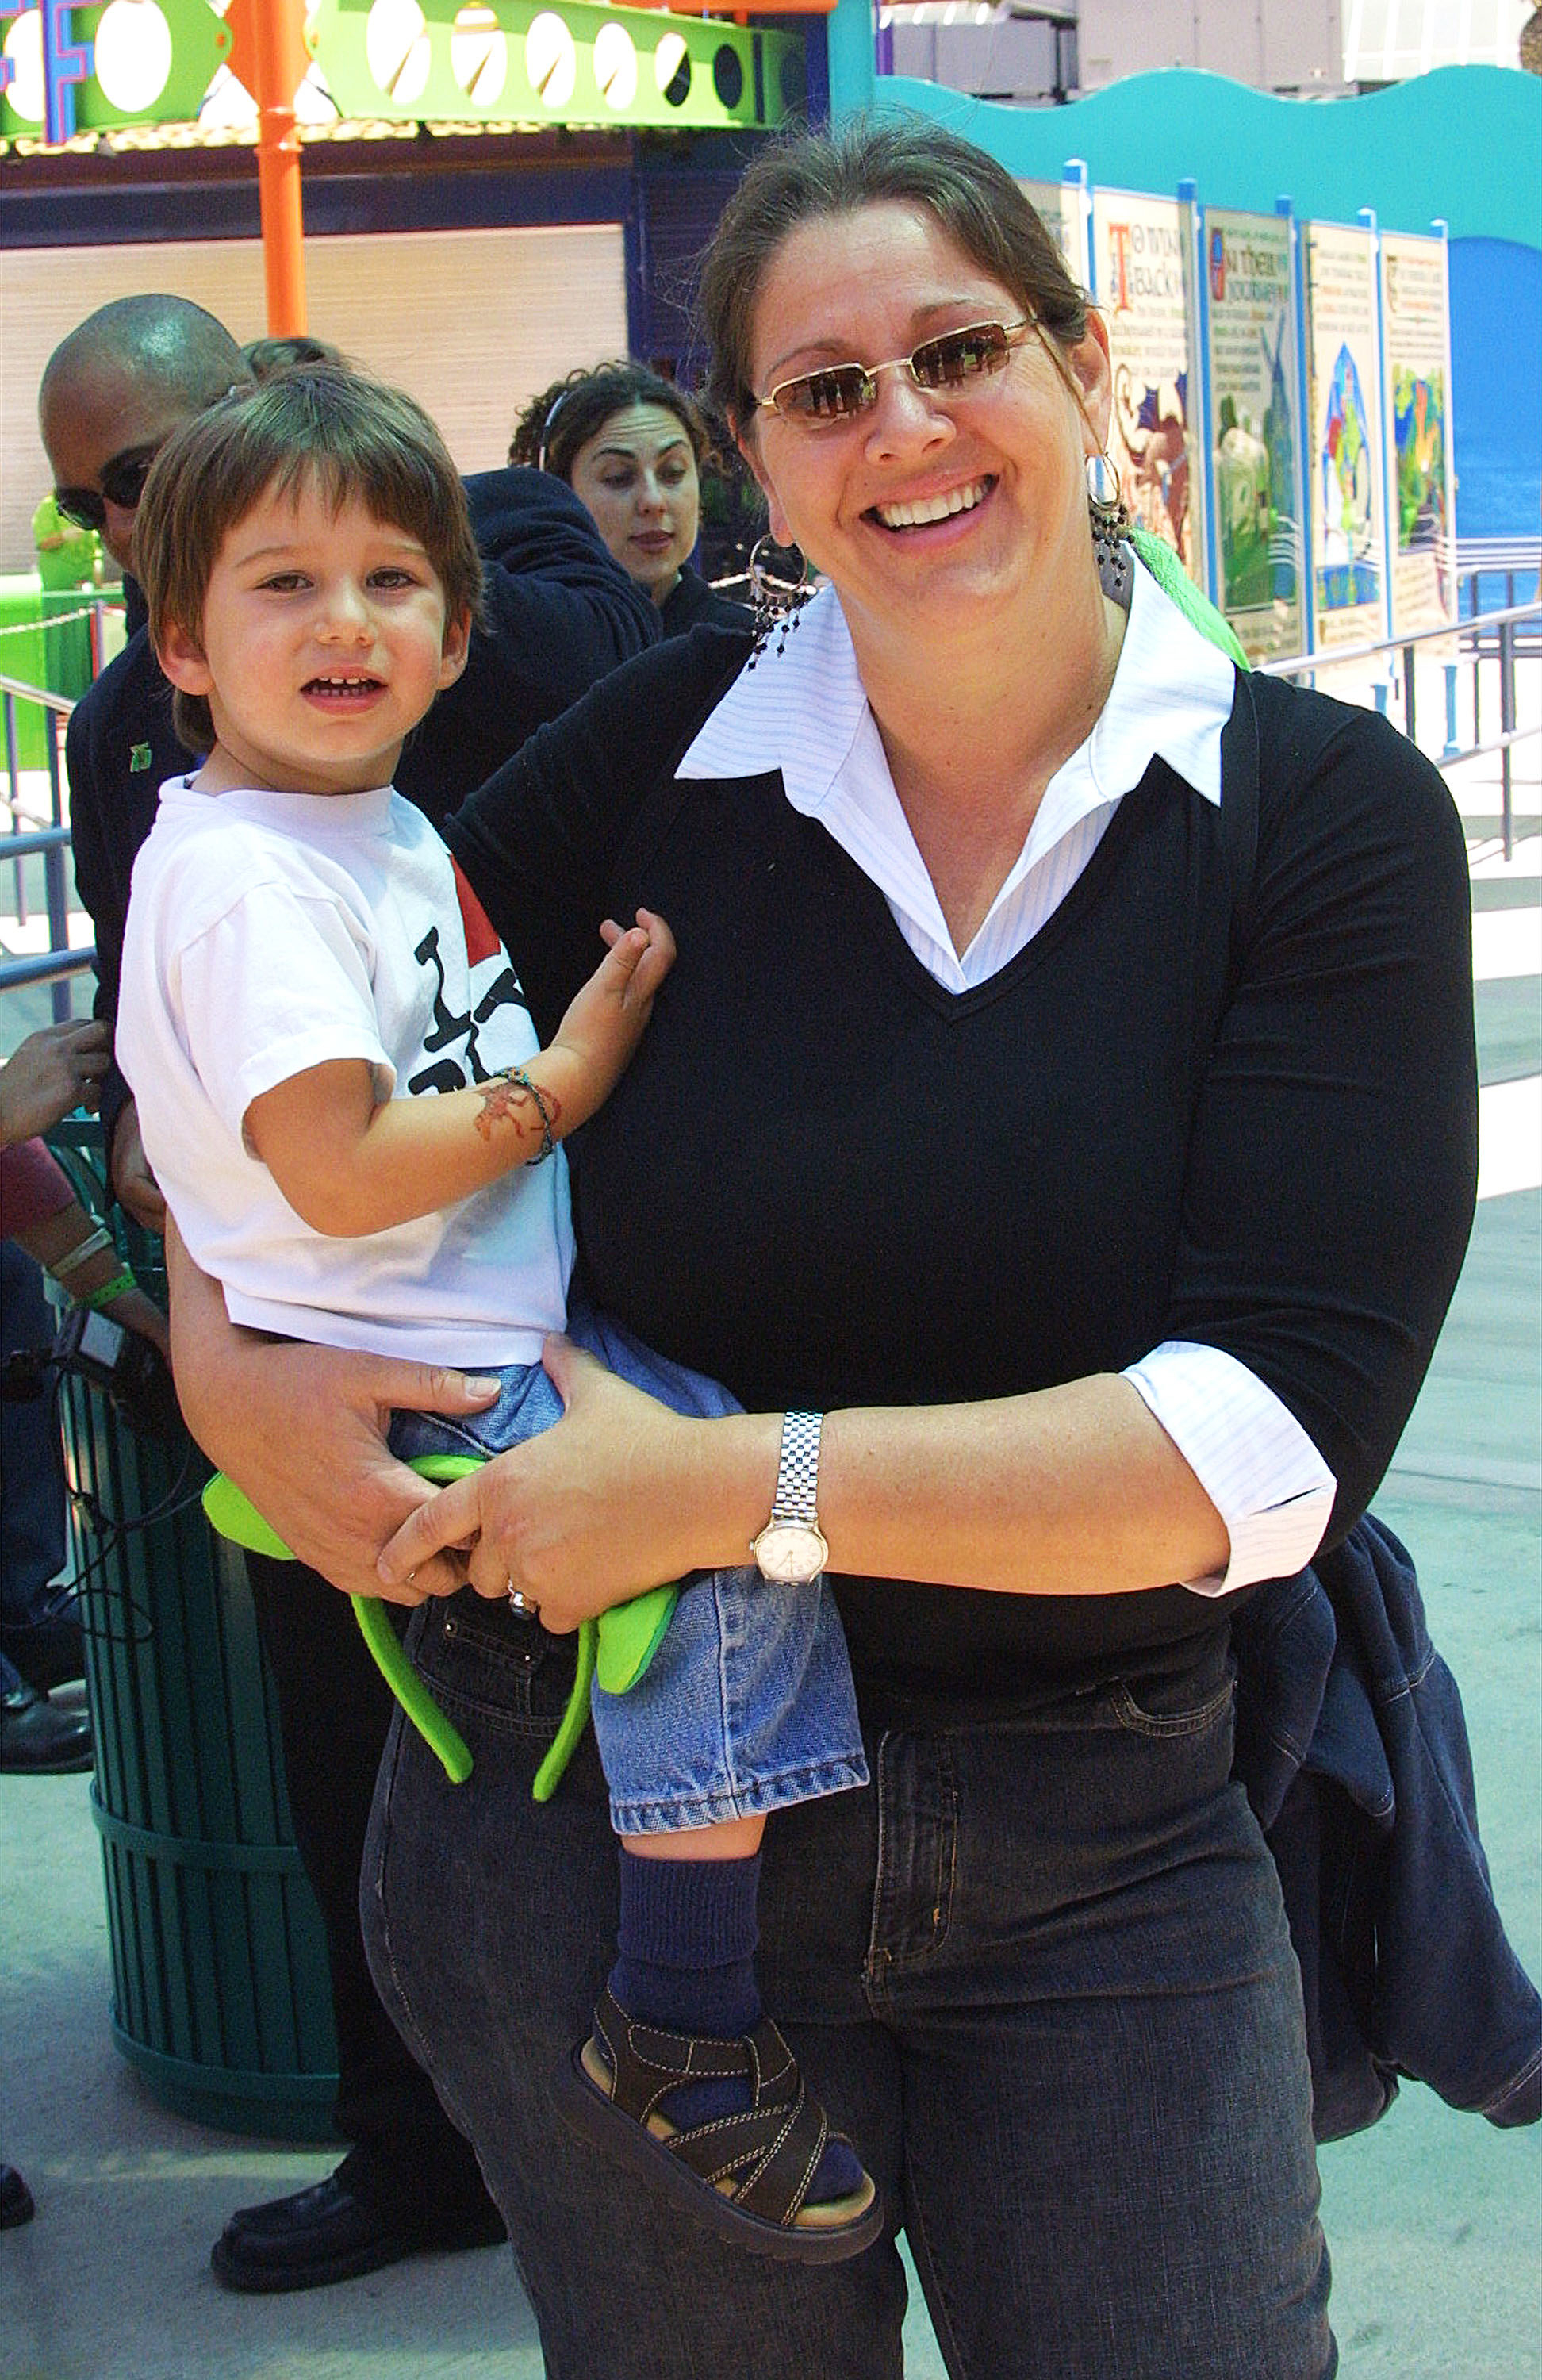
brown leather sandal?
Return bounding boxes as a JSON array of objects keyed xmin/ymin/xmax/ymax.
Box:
[{"xmin": 554, "ymin": 1984, "xmax": 884, "ymax": 2264}]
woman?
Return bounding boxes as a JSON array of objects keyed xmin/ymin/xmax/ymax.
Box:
[
  {"xmin": 170, "ymin": 123, "xmax": 1476, "ymax": 2377},
  {"xmin": 510, "ymin": 361, "xmax": 752, "ymax": 633}
]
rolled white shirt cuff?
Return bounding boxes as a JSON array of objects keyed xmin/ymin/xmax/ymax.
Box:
[{"xmin": 1122, "ymin": 1341, "xmax": 1337, "ymax": 1597}]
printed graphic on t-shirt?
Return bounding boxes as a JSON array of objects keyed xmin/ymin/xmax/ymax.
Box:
[{"xmin": 407, "ymin": 856, "xmax": 528, "ymax": 1096}]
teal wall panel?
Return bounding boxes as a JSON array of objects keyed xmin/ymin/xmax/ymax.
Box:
[{"xmin": 853, "ymin": 65, "xmax": 1539, "ymax": 250}]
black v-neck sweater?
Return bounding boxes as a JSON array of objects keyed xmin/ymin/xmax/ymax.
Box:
[{"xmin": 449, "ymin": 624, "xmax": 1476, "ymax": 1695}]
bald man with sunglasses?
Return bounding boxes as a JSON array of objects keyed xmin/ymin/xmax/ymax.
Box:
[
  {"xmin": 39, "ymin": 293, "xmax": 660, "ymax": 2296},
  {"xmin": 41, "ymin": 298, "xmax": 254, "ymax": 1231}
]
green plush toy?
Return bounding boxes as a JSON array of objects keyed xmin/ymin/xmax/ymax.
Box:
[
  {"xmin": 201, "ymin": 1459, "xmax": 677, "ymax": 1801},
  {"xmin": 1130, "ymin": 526, "xmax": 1251, "ymax": 670}
]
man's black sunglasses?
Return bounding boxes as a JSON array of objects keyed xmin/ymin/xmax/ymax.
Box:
[{"xmin": 53, "ymin": 444, "xmax": 160, "ymax": 534}]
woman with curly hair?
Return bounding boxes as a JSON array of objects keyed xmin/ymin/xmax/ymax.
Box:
[{"xmin": 512, "ymin": 362, "xmax": 750, "ymax": 633}]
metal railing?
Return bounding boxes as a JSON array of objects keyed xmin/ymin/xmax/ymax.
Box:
[
  {"xmin": 1455, "ymin": 539, "xmax": 1542, "ymax": 630},
  {"xmin": 1260, "ymin": 597, "xmax": 1540, "ymax": 861},
  {"xmin": 1, "ymin": 670, "xmax": 94, "ymax": 1018}
]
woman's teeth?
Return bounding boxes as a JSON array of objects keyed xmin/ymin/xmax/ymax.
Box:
[{"xmin": 876, "ymin": 478, "xmax": 989, "ymax": 531}]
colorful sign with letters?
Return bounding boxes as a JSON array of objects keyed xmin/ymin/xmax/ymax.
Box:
[
  {"xmin": 1303, "ymin": 221, "xmax": 1387, "ymax": 652},
  {"xmin": 1379, "ymin": 231, "xmax": 1457, "ymax": 640},
  {"xmin": 1091, "ymin": 190, "xmax": 1203, "ymax": 585},
  {"xmin": 1203, "ymin": 208, "xmax": 1305, "ymax": 662}
]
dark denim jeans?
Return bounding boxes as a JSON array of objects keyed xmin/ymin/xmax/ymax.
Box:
[{"xmin": 362, "ymin": 1602, "xmax": 1336, "ymax": 2380}]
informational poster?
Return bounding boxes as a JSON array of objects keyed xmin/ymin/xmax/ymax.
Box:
[
  {"xmin": 1203, "ymin": 208, "xmax": 1306, "ymax": 662},
  {"xmin": 1379, "ymin": 232, "xmax": 1458, "ymax": 639},
  {"xmin": 1303, "ymin": 221, "xmax": 1387, "ymax": 652},
  {"xmin": 1091, "ymin": 189, "xmax": 1204, "ymax": 582},
  {"xmin": 1019, "ymin": 178, "xmax": 1090, "ymax": 293}
]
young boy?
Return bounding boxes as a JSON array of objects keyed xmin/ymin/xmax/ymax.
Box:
[{"xmin": 117, "ymin": 368, "xmax": 878, "ymax": 2263}]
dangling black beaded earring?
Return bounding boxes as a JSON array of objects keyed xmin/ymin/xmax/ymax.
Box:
[
  {"xmin": 745, "ymin": 534, "xmax": 811, "ymax": 668},
  {"xmin": 1087, "ymin": 451, "xmax": 1132, "ymax": 602}
]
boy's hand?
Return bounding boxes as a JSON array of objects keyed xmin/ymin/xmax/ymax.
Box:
[
  {"xmin": 547, "ymin": 908, "xmax": 675, "ymax": 1123},
  {"xmin": 110, "ymin": 1099, "xmax": 168, "ymax": 1234}
]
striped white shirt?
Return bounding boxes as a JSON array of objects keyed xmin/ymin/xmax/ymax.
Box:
[{"xmin": 680, "ymin": 565, "xmax": 1335, "ymax": 1595}]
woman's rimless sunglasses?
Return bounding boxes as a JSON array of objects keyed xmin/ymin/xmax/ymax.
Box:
[{"xmin": 756, "ymin": 317, "xmax": 1039, "ymax": 426}]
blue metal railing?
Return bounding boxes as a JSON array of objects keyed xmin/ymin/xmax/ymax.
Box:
[
  {"xmin": 1, "ymin": 669, "xmax": 93, "ymax": 1020},
  {"xmin": 1260, "ymin": 596, "xmax": 1540, "ymax": 861}
]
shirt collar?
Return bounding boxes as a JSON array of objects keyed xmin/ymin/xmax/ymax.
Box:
[{"xmin": 677, "ymin": 556, "xmax": 1236, "ymax": 813}]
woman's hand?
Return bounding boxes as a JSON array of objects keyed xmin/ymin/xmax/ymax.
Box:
[
  {"xmin": 166, "ymin": 1219, "xmax": 499, "ymax": 1603},
  {"xmin": 0, "ymin": 1016, "xmax": 110, "ymax": 1146},
  {"xmin": 376, "ymin": 1332, "xmax": 760, "ymax": 1631}
]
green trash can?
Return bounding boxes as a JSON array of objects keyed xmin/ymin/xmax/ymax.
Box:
[{"xmin": 47, "ymin": 1125, "xmax": 339, "ymax": 2140}]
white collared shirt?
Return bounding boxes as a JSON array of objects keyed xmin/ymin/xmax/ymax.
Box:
[{"xmin": 681, "ymin": 563, "xmax": 1335, "ymax": 1595}]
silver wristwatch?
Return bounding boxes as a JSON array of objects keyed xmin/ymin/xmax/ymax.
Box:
[{"xmin": 750, "ymin": 1411, "xmax": 829, "ymax": 1585}]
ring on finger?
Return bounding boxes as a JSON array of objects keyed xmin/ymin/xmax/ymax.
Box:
[{"xmin": 507, "ymin": 1584, "xmax": 541, "ymax": 1622}]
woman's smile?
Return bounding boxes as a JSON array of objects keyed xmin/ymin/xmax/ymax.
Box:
[{"xmin": 867, "ymin": 472, "xmax": 996, "ymax": 534}]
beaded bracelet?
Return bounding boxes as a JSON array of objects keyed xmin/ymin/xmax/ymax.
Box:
[
  {"xmin": 77, "ymin": 1265, "xmax": 138, "ymax": 1312},
  {"xmin": 508, "ymin": 1068, "xmax": 556, "ymax": 1164},
  {"xmin": 50, "ymin": 1223, "xmax": 115, "ymax": 1280}
]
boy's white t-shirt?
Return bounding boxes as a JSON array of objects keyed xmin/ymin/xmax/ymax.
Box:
[{"xmin": 118, "ymin": 776, "xmax": 573, "ymax": 1368}]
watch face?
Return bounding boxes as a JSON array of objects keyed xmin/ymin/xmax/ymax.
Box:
[{"xmin": 751, "ymin": 1521, "xmax": 828, "ymax": 1586}]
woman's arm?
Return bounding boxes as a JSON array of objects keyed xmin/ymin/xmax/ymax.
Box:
[
  {"xmin": 165, "ymin": 1218, "xmax": 498, "ymax": 1602},
  {"xmin": 21, "ymin": 1196, "xmax": 170, "ymax": 1359},
  {"xmin": 375, "ymin": 1334, "xmax": 1229, "ymax": 1632}
]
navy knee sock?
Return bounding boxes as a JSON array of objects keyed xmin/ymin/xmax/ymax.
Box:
[
  {"xmin": 612, "ymin": 1844, "xmax": 764, "ymax": 2037},
  {"xmin": 607, "ymin": 1846, "xmax": 865, "ymax": 2205}
]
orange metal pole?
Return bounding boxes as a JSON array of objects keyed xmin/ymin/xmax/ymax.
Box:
[{"xmin": 251, "ymin": 0, "xmax": 307, "ymax": 333}]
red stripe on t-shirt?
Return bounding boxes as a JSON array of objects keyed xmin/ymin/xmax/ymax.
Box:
[{"xmin": 451, "ymin": 854, "xmax": 501, "ymax": 968}]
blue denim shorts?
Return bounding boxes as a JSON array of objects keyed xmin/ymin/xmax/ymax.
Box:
[{"xmin": 387, "ymin": 1303, "xmax": 866, "ymax": 1835}]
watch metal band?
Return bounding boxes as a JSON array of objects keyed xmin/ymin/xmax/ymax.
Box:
[{"xmin": 773, "ymin": 1411, "xmax": 823, "ymax": 1526}]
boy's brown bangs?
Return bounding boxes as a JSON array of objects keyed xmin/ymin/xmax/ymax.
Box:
[{"xmin": 139, "ymin": 369, "xmax": 485, "ymax": 662}]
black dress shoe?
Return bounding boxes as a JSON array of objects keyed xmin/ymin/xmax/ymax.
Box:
[
  {"xmin": 210, "ymin": 2171, "xmax": 505, "ymax": 2293},
  {"xmin": 0, "ymin": 1606, "xmax": 86, "ymax": 1693},
  {"xmin": 0, "ymin": 1682, "xmax": 93, "ymax": 1775},
  {"xmin": 1, "ymin": 2164, "xmax": 36, "ymax": 2228}
]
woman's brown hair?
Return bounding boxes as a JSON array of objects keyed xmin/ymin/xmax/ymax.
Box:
[{"xmin": 696, "ymin": 117, "xmax": 1089, "ymax": 435}]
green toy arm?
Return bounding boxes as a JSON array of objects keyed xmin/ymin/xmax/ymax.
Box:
[
  {"xmin": 201, "ymin": 1462, "xmax": 678, "ymax": 1799},
  {"xmin": 352, "ymin": 1589, "xmax": 473, "ymax": 1784},
  {"xmin": 201, "ymin": 1461, "xmax": 477, "ymax": 1784}
]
